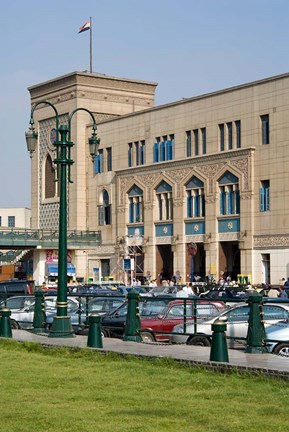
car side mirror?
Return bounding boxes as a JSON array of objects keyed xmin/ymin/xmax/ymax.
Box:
[{"xmin": 218, "ymin": 316, "xmax": 228, "ymax": 322}]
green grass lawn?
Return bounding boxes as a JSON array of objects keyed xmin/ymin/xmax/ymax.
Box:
[{"xmin": 0, "ymin": 339, "xmax": 288, "ymax": 432}]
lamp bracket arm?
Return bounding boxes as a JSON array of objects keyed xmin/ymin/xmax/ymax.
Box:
[
  {"xmin": 29, "ymin": 100, "xmax": 60, "ymax": 130},
  {"xmin": 67, "ymin": 108, "xmax": 97, "ymax": 140}
]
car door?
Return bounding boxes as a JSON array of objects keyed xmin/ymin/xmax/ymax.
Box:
[
  {"xmin": 221, "ymin": 305, "xmax": 250, "ymax": 341},
  {"xmin": 101, "ymin": 303, "xmax": 128, "ymax": 336}
]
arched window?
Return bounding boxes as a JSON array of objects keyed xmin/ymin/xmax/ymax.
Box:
[
  {"xmin": 219, "ymin": 171, "xmax": 240, "ymax": 215},
  {"xmin": 186, "ymin": 176, "xmax": 205, "ymax": 218},
  {"xmin": 128, "ymin": 185, "xmax": 143, "ymax": 223},
  {"xmin": 44, "ymin": 154, "xmax": 57, "ymax": 199},
  {"xmin": 155, "ymin": 181, "xmax": 173, "ymax": 221},
  {"xmin": 98, "ymin": 190, "xmax": 111, "ymax": 225}
]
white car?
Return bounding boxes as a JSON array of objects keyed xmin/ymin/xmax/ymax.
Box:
[
  {"xmin": 4, "ymin": 296, "xmax": 80, "ymax": 330},
  {"xmin": 265, "ymin": 321, "xmax": 289, "ymax": 356},
  {"xmin": 170, "ymin": 303, "xmax": 289, "ymax": 348}
]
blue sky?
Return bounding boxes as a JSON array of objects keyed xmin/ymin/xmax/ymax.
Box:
[{"xmin": 1, "ymin": 0, "xmax": 289, "ymax": 207}]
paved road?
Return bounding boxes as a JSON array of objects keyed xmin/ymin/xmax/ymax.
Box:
[{"xmin": 10, "ymin": 329, "xmax": 289, "ymax": 378}]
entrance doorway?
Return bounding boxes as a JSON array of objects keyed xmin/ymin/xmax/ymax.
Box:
[
  {"xmin": 101, "ymin": 259, "xmax": 110, "ymax": 280},
  {"xmin": 261, "ymin": 254, "xmax": 270, "ymax": 284},
  {"xmin": 156, "ymin": 245, "xmax": 173, "ymax": 284},
  {"xmin": 185, "ymin": 244, "xmax": 206, "ymax": 281},
  {"xmin": 219, "ymin": 242, "xmax": 240, "ymax": 281}
]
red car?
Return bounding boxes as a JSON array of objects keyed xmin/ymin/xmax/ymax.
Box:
[{"xmin": 140, "ymin": 299, "xmax": 225, "ymax": 343}]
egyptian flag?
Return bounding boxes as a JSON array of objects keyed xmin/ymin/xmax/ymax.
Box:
[{"xmin": 79, "ymin": 21, "xmax": 90, "ymax": 33}]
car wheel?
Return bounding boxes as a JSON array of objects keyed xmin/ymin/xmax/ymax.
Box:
[
  {"xmin": 187, "ymin": 335, "xmax": 211, "ymax": 347},
  {"xmin": 10, "ymin": 320, "xmax": 20, "ymax": 330},
  {"xmin": 273, "ymin": 343, "xmax": 289, "ymax": 357},
  {"xmin": 140, "ymin": 331, "xmax": 155, "ymax": 343}
]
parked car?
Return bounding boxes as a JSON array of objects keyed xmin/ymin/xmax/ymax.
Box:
[
  {"xmin": 0, "ymin": 280, "xmax": 35, "ymax": 299},
  {"xmin": 71, "ymin": 284, "xmax": 126, "ymax": 296},
  {"xmin": 140, "ymin": 299, "xmax": 225, "ymax": 343},
  {"xmin": 8, "ymin": 296, "xmax": 80, "ymax": 330},
  {"xmin": 126, "ymin": 286, "xmax": 152, "ymax": 296},
  {"xmin": 146, "ymin": 286, "xmax": 178, "ymax": 297},
  {"xmin": 6, "ymin": 295, "xmax": 125, "ymax": 331},
  {"xmin": 199, "ymin": 287, "xmax": 254, "ymax": 307},
  {"xmin": 170, "ymin": 303, "xmax": 289, "ymax": 348},
  {"xmin": 100, "ymin": 298, "xmax": 170, "ymax": 338},
  {"xmin": 0, "ymin": 295, "xmax": 36, "ymax": 310},
  {"xmin": 265, "ymin": 321, "xmax": 289, "ymax": 356}
]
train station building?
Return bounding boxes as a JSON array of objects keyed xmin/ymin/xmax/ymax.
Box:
[{"xmin": 25, "ymin": 70, "xmax": 289, "ymax": 285}]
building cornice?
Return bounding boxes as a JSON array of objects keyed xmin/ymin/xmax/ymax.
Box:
[{"xmin": 28, "ymin": 71, "xmax": 158, "ymax": 101}]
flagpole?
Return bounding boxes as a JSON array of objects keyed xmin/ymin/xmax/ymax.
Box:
[{"xmin": 90, "ymin": 16, "xmax": 92, "ymax": 73}]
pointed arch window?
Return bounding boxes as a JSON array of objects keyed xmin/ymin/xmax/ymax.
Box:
[
  {"xmin": 44, "ymin": 154, "xmax": 57, "ymax": 199},
  {"xmin": 155, "ymin": 181, "xmax": 173, "ymax": 221},
  {"xmin": 186, "ymin": 176, "xmax": 205, "ymax": 218},
  {"xmin": 219, "ymin": 171, "xmax": 240, "ymax": 215},
  {"xmin": 98, "ymin": 190, "xmax": 111, "ymax": 225},
  {"xmin": 128, "ymin": 185, "xmax": 143, "ymax": 223}
]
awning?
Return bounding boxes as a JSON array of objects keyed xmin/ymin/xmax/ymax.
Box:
[{"xmin": 46, "ymin": 263, "xmax": 76, "ymax": 277}]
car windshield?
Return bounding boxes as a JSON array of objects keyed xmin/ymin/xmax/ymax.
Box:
[
  {"xmin": 109, "ymin": 299, "xmax": 168, "ymax": 317},
  {"xmin": 166, "ymin": 303, "xmax": 220, "ymax": 319},
  {"xmin": 1, "ymin": 296, "xmax": 35, "ymax": 310},
  {"xmin": 88, "ymin": 298, "xmax": 125, "ymax": 313}
]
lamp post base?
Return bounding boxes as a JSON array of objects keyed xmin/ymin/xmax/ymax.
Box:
[{"xmin": 48, "ymin": 316, "xmax": 75, "ymax": 338}]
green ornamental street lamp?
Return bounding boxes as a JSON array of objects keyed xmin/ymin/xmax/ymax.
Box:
[{"xmin": 26, "ymin": 100, "xmax": 100, "ymax": 337}]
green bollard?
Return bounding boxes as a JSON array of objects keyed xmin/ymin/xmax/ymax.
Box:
[
  {"xmin": 123, "ymin": 289, "xmax": 141, "ymax": 342},
  {"xmin": 0, "ymin": 308, "xmax": 12, "ymax": 338},
  {"xmin": 245, "ymin": 294, "xmax": 267, "ymax": 353},
  {"xmin": 210, "ymin": 320, "xmax": 229, "ymax": 363},
  {"xmin": 32, "ymin": 290, "xmax": 47, "ymax": 333},
  {"xmin": 87, "ymin": 314, "xmax": 103, "ymax": 348}
]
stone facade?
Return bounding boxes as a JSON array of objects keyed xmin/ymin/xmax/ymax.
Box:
[{"xmin": 27, "ymin": 70, "xmax": 289, "ymax": 285}]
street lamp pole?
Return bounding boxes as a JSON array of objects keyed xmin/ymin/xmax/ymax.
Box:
[{"xmin": 26, "ymin": 101, "xmax": 100, "ymax": 337}]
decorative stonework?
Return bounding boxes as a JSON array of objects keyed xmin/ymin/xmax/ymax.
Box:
[
  {"xmin": 117, "ymin": 207, "xmax": 126, "ymax": 214},
  {"xmin": 186, "ymin": 235, "xmax": 205, "ymax": 243},
  {"xmin": 173, "ymin": 199, "xmax": 184, "ymax": 207},
  {"xmin": 230, "ymin": 158, "xmax": 249, "ymax": 190},
  {"xmin": 205, "ymin": 197, "xmax": 217, "ymax": 204},
  {"xmin": 156, "ymin": 236, "xmax": 173, "ymax": 245},
  {"xmin": 76, "ymin": 74, "xmax": 156, "ymax": 94},
  {"xmin": 137, "ymin": 172, "xmax": 160, "ymax": 188},
  {"xmin": 117, "ymin": 151, "xmax": 253, "ymax": 209},
  {"xmin": 197, "ymin": 163, "xmax": 224, "ymax": 193},
  {"xmin": 119, "ymin": 177, "xmax": 134, "ymax": 205},
  {"xmin": 137, "ymin": 173, "xmax": 161, "ymax": 201},
  {"xmin": 165, "ymin": 168, "xmax": 191, "ymax": 185},
  {"xmin": 254, "ymin": 235, "xmax": 289, "ymax": 248},
  {"xmin": 39, "ymin": 115, "xmax": 68, "ymax": 230},
  {"xmin": 219, "ymin": 233, "xmax": 239, "ymax": 241},
  {"xmin": 240, "ymin": 193, "xmax": 252, "ymax": 200}
]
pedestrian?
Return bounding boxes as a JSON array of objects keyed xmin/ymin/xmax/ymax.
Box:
[
  {"xmin": 176, "ymin": 285, "xmax": 189, "ymax": 298},
  {"xmin": 267, "ymin": 286, "xmax": 279, "ymax": 298},
  {"xmin": 279, "ymin": 286, "xmax": 288, "ymax": 299}
]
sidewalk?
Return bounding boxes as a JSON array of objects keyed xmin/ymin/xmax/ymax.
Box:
[{"xmin": 11, "ymin": 329, "xmax": 289, "ymax": 379}]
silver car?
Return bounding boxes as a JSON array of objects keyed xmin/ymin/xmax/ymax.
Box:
[
  {"xmin": 7, "ymin": 296, "xmax": 80, "ymax": 330},
  {"xmin": 170, "ymin": 303, "xmax": 289, "ymax": 348},
  {"xmin": 5, "ymin": 295, "xmax": 125, "ymax": 331},
  {"xmin": 265, "ymin": 321, "xmax": 289, "ymax": 356}
]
